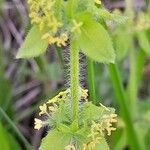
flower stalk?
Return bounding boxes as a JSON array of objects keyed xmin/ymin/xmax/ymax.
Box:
[{"xmin": 87, "ymin": 58, "xmax": 96, "ymax": 104}]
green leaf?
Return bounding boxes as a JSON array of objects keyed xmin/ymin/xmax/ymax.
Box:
[
  {"xmin": 0, "ymin": 76, "xmax": 11, "ymax": 109},
  {"xmin": 95, "ymin": 138, "xmax": 110, "ymax": 150},
  {"xmin": 57, "ymin": 123, "xmax": 71, "ymax": 134},
  {"xmin": 70, "ymin": 119, "xmax": 79, "ymax": 132},
  {"xmin": 81, "ymin": 102, "xmax": 115, "ymax": 122},
  {"xmin": 40, "ymin": 130, "xmax": 71, "ymax": 150},
  {"xmin": 111, "ymin": 126, "xmax": 127, "ymax": 150},
  {"xmin": 8, "ymin": 134, "xmax": 21, "ymax": 150},
  {"xmin": 113, "ymin": 27, "xmax": 130, "ymax": 61},
  {"xmin": 145, "ymin": 128, "xmax": 150, "ymax": 149},
  {"xmin": 16, "ymin": 26, "xmax": 48, "ymax": 59},
  {"xmin": 135, "ymin": 122, "xmax": 150, "ymax": 150},
  {"xmin": 0, "ymin": 123, "xmax": 21, "ymax": 150},
  {"xmin": 0, "ymin": 123, "xmax": 10, "ymax": 150},
  {"xmin": 76, "ymin": 20, "xmax": 115, "ymax": 63},
  {"xmin": 137, "ymin": 31, "xmax": 150, "ymax": 55},
  {"xmin": 65, "ymin": 0, "xmax": 77, "ymax": 19}
]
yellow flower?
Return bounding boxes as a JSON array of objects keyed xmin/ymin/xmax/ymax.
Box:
[
  {"xmin": 27, "ymin": 0, "xmax": 68, "ymax": 47},
  {"xmin": 100, "ymin": 103, "xmax": 110, "ymax": 111},
  {"xmin": 65, "ymin": 145, "xmax": 76, "ymax": 150},
  {"xmin": 71, "ymin": 20, "xmax": 83, "ymax": 33},
  {"xmin": 95, "ymin": 0, "xmax": 101, "ymax": 5},
  {"xmin": 80, "ymin": 88, "xmax": 88, "ymax": 101},
  {"xmin": 47, "ymin": 89, "xmax": 69, "ymax": 104},
  {"xmin": 102, "ymin": 113, "xmax": 117, "ymax": 136},
  {"xmin": 48, "ymin": 106, "xmax": 57, "ymax": 112},
  {"xmin": 83, "ymin": 109, "xmax": 117, "ymax": 149},
  {"xmin": 39, "ymin": 103, "xmax": 47, "ymax": 116},
  {"xmin": 34, "ymin": 118, "xmax": 43, "ymax": 130},
  {"xmin": 56, "ymin": 34, "xmax": 68, "ymax": 47},
  {"xmin": 49, "ymin": 16, "xmax": 63, "ymax": 34}
]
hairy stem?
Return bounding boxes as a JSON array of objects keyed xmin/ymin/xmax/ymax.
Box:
[
  {"xmin": 87, "ymin": 58, "xmax": 96, "ymax": 104},
  {"xmin": 70, "ymin": 39, "xmax": 79, "ymax": 122}
]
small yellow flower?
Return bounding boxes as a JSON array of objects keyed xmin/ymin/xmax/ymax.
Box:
[
  {"xmin": 100, "ymin": 103, "xmax": 110, "ymax": 111},
  {"xmin": 34, "ymin": 118, "xmax": 43, "ymax": 130},
  {"xmin": 47, "ymin": 89, "xmax": 69, "ymax": 104},
  {"xmin": 102, "ymin": 113, "xmax": 117, "ymax": 136},
  {"xmin": 71, "ymin": 20, "xmax": 83, "ymax": 33},
  {"xmin": 39, "ymin": 103, "xmax": 47, "ymax": 116},
  {"xmin": 83, "ymin": 109, "xmax": 117, "ymax": 149},
  {"xmin": 80, "ymin": 88, "xmax": 88, "ymax": 101},
  {"xmin": 65, "ymin": 145, "xmax": 76, "ymax": 150},
  {"xmin": 95, "ymin": 0, "xmax": 101, "ymax": 5},
  {"xmin": 48, "ymin": 106, "xmax": 57, "ymax": 112},
  {"xmin": 49, "ymin": 17, "xmax": 63, "ymax": 34},
  {"xmin": 27, "ymin": 0, "xmax": 67, "ymax": 47},
  {"xmin": 56, "ymin": 34, "xmax": 68, "ymax": 47}
]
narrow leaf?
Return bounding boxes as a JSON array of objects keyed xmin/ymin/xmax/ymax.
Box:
[
  {"xmin": 40, "ymin": 130, "xmax": 71, "ymax": 150},
  {"xmin": 137, "ymin": 31, "xmax": 150, "ymax": 55},
  {"xmin": 0, "ymin": 123, "xmax": 10, "ymax": 150}
]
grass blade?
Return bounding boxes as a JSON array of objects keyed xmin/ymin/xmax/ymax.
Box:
[
  {"xmin": 0, "ymin": 107, "xmax": 32, "ymax": 150},
  {"xmin": 108, "ymin": 63, "xmax": 140, "ymax": 150}
]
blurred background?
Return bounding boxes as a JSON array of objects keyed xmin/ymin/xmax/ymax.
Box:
[{"xmin": 0, "ymin": 0, "xmax": 150, "ymax": 150}]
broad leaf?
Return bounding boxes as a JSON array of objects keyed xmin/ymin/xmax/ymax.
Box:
[
  {"xmin": 77, "ymin": 137, "xmax": 110, "ymax": 150},
  {"xmin": 95, "ymin": 138, "xmax": 110, "ymax": 150},
  {"xmin": 81, "ymin": 102, "xmax": 115, "ymax": 122},
  {"xmin": 16, "ymin": 26, "xmax": 48, "ymax": 59},
  {"xmin": 76, "ymin": 20, "xmax": 115, "ymax": 63},
  {"xmin": 40, "ymin": 130, "xmax": 71, "ymax": 150}
]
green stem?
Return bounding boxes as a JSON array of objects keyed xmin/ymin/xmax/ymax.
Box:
[
  {"xmin": 128, "ymin": 45, "xmax": 137, "ymax": 115},
  {"xmin": 34, "ymin": 55, "xmax": 47, "ymax": 73},
  {"xmin": 55, "ymin": 45, "xmax": 65, "ymax": 68},
  {"xmin": 136, "ymin": 49, "xmax": 146, "ymax": 84},
  {"xmin": 87, "ymin": 58, "xmax": 96, "ymax": 104},
  {"xmin": 0, "ymin": 107, "xmax": 32, "ymax": 150},
  {"xmin": 125, "ymin": 0, "xmax": 137, "ymax": 116},
  {"xmin": 108, "ymin": 64, "xmax": 140, "ymax": 150},
  {"xmin": 70, "ymin": 39, "xmax": 79, "ymax": 122}
]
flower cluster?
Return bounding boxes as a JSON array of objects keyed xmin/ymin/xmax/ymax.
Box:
[
  {"xmin": 27, "ymin": 0, "xmax": 68, "ymax": 46},
  {"xmin": 83, "ymin": 108, "xmax": 117, "ymax": 149},
  {"xmin": 34, "ymin": 88, "xmax": 88, "ymax": 130},
  {"xmin": 34, "ymin": 87, "xmax": 117, "ymax": 149}
]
